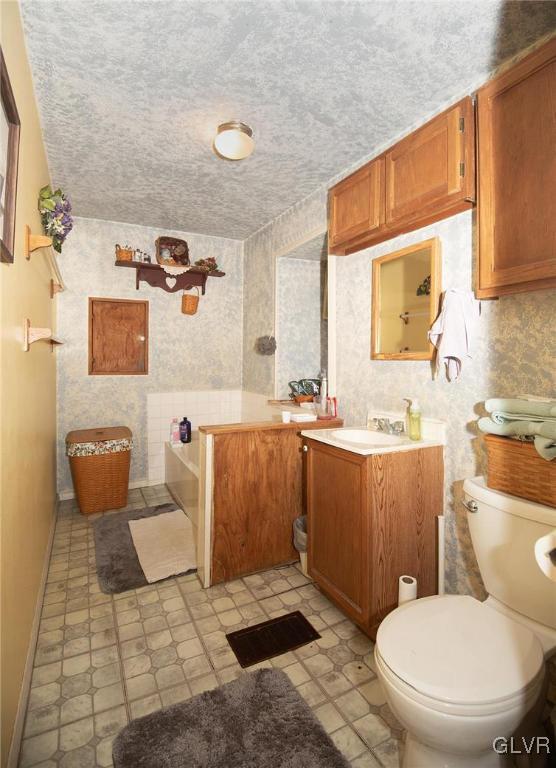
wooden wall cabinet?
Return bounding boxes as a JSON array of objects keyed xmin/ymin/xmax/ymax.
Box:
[
  {"xmin": 329, "ymin": 159, "xmax": 384, "ymax": 251},
  {"xmin": 329, "ymin": 98, "xmax": 475, "ymax": 255},
  {"xmin": 384, "ymin": 98, "xmax": 475, "ymax": 229},
  {"xmin": 477, "ymin": 38, "xmax": 556, "ymax": 298},
  {"xmin": 305, "ymin": 438, "xmax": 443, "ymax": 638},
  {"xmin": 89, "ymin": 298, "xmax": 149, "ymax": 375}
]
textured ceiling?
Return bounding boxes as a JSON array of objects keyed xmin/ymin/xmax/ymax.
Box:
[{"xmin": 21, "ymin": 1, "xmax": 556, "ymax": 240}]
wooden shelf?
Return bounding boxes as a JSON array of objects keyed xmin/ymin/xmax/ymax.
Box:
[
  {"xmin": 115, "ymin": 260, "xmax": 225, "ymax": 295},
  {"xmin": 23, "ymin": 318, "xmax": 63, "ymax": 352},
  {"xmin": 24, "ymin": 225, "xmax": 66, "ymax": 295},
  {"xmin": 24, "ymin": 225, "xmax": 52, "ymax": 260}
]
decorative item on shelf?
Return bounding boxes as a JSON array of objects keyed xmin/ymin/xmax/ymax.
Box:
[
  {"xmin": 288, "ymin": 379, "xmax": 320, "ymax": 403},
  {"xmin": 115, "ymin": 243, "xmax": 134, "ymax": 261},
  {"xmin": 416, "ymin": 274, "xmax": 431, "ymax": 296},
  {"xmin": 194, "ymin": 257, "xmax": 219, "ymax": 273},
  {"xmin": 181, "ymin": 288, "xmax": 200, "ymax": 316},
  {"xmin": 131, "ymin": 248, "xmax": 152, "ymax": 263},
  {"xmin": 38, "ymin": 185, "xmax": 73, "ymax": 253},
  {"xmin": 255, "ymin": 335, "xmax": 276, "ymax": 356},
  {"xmin": 155, "ymin": 236, "xmax": 190, "ymax": 266}
]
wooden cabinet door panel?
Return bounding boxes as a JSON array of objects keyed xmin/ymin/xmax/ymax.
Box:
[
  {"xmin": 329, "ymin": 159, "xmax": 384, "ymax": 249},
  {"xmin": 307, "ymin": 441, "xmax": 369, "ymax": 625},
  {"xmin": 89, "ymin": 298, "xmax": 148, "ymax": 375},
  {"xmin": 477, "ymin": 39, "xmax": 556, "ymax": 296},
  {"xmin": 368, "ymin": 448, "xmax": 442, "ymax": 635},
  {"xmin": 385, "ymin": 98, "xmax": 474, "ymax": 226},
  {"xmin": 211, "ymin": 429, "xmax": 301, "ymax": 583}
]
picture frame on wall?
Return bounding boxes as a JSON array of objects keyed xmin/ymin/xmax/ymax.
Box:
[{"xmin": 1, "ymin": 46, "xmax": 21, "ymax": 264}]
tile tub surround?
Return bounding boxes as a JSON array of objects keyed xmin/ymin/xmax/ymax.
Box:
[
  {"xmin": 56, "ymin": 217, "xmax": 244, "ymax": 495},
  {"xmin": 147, "ymin": 390, "xmax": 242, "ymax": 485},
  {"xmin": 18, "ymin": 488, "xmax": 402, "ymax": 768}
]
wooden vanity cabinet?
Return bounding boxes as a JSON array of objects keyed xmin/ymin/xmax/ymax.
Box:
[
  {"xmin": 328, "ymin": 98, "xmax": 475, "ymax": 255},
  {"xmin": 329, "ymin": 159, "xmax": 385, "ymax": 251},
  {"xmin": 476, "ymin": 37, "xmax": 556, "ymax": 298},
  {"xmin": 305, "ymin": 438, "xmax": 443, "ymax": 638}
]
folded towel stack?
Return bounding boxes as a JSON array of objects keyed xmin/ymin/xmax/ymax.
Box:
[{"xmin": 478, "ymin": 396, "xmax": 556, "ymax": 461}]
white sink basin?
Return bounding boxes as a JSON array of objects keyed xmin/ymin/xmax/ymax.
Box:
[{"xmin": 331, "ymin": 429, "xmax": 404, "ymax": 446}]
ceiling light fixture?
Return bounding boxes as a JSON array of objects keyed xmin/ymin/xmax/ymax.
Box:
[{"xmin": 213, "ymin": 121, "xmax": 254, "ymax": 161}]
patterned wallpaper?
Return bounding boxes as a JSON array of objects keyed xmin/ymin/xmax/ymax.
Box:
[
  {"xmin": 56, "ymin": 217, "xmax": 243, "ymax": 493},
  {"xmin": 276, "ymin": 258, "xmax": 323, "ymax": 399}
]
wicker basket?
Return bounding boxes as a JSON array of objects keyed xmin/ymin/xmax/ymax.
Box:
[
  {"xmin": 484, "ymin": 434, "xmax": 556, "ymax": 508},
  {"xmin": 182, "ymin": 288, "xmax": 199, "ymax": 315},
  {"xmin": 66, "ymin": 427, "xmax": 132, "ymax": 515}
]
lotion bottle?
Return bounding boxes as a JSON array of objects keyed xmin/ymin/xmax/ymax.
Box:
[{"xmin": 405, "ymin": 398, "xmax": 422, "ymax": 441}]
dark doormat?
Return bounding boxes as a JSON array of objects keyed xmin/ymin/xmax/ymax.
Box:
[
  {"xmin": 92, "ymin": 503, "xmax": 197, "ymax": 593},
  {"xmin": 112, "ymin": 668, "xmax": 350, "ymax": 768},
  {"xmin": 226, "ymin": 610, "xmax": 320, "ymax": 668}
]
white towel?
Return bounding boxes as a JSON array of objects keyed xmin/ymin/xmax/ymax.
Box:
[{"xmin": 428, "ymin": 289, "xmax": 480, "ymax": 382}]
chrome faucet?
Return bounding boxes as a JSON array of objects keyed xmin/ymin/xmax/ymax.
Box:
[{"xmin": 372, "ymin": 417, "xmax": 405, "ymax": 435}]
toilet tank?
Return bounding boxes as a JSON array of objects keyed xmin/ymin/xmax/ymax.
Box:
[{"xmin": 463, "ymin": 477, "xmax": 556, "ymax": 632}]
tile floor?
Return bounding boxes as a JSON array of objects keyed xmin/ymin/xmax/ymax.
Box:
[{"xmin": 18, "ymin": 484, "xmax": 403, "ymax": 768}]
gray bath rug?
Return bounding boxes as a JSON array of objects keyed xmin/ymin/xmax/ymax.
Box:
[
  {"xmin": 112, "ymin": 668, "xmax": 350, "ymax": 768},
  {"xmin": 93, "ymin": 503, "xmax": 196, "ymax": 593}
]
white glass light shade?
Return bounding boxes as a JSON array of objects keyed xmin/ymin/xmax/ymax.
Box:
[{"xmin": 214, "ymin": 121, "xmax": 254, "ymax": 160}]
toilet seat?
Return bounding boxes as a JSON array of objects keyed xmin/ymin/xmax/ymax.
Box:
[{"xmin": 376, "ymin": 595, "xmax": 544, "ymax": 711}]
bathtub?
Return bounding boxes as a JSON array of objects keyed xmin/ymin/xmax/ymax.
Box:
[{"xmin": 165, "ymin": 435, "xmax": 199, "ymax": 532}]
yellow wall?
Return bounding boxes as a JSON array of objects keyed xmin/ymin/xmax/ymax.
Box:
[{"xmin": 0, "ymin": 2, "xmax": 57, "ymax": 763}]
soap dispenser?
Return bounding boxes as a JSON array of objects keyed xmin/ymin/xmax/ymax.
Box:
[{"xmin": 404, "ymin": 398, "xmax": 421, "ymax": 441}]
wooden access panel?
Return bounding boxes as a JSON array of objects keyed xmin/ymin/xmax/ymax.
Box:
[
  {"xmin": 89, "ymin": 298, "xmax": 149, "ymax": 375},
  {"xmin": 306, "ymin": 440, "xmax": 370, "ymax": 626},
  {"xmin": 329, "ymin": 158, "xmax": 384, "ymax": 249},
  {"xmin": 368, "ymin": 447, "xmax": 443, "ymax": 636},
  {"xmin": 211, "ymin": 429, "xmax": 302, "ymax": 583},
  {"xmin": 385, "ymin": 98, "xmax": 475, "ymax": 227},
  {"xmin": 477, "ymin": 38, "xmax": 556, "ymax": 297}
]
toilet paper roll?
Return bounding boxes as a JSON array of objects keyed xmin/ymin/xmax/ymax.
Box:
[
  {"xmin": 398, "ymin": 575, "xmax": 417, "ymax": 606},
  {"xmin": 534, "ymin": 530, "xmax": 556, "ymax": 582}
]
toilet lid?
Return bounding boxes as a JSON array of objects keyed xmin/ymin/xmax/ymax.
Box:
[{"xmin": 376, "ymin": 596, "xmax": 544, "ymax": 705}]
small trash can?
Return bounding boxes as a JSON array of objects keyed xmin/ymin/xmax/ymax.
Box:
[
  {"xmin": 293, "ymin": 515, "xmax": 308, "ymax": 577},
  {"xmin": 66, "ymin": 426, "xmax": 132, "ymax": 515}
]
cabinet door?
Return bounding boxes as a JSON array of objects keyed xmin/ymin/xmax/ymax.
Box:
[
  {"xmin": 88, "ymin": 298, "xmax": 148, "ymax": 375},
  {"xmin": 385, "ymin": 98, "xmax": 474, "ymax": 227},
  {"xmin": 477, "ymin": 38, "xmax": 556, "ymax": 297},
  {"xmin": 329, "ymin": 158, "xmax": 384, "ymax": 252},
  {"xmin": 306, "ymin": 440, "xmax": 370, "ymax": 625}
]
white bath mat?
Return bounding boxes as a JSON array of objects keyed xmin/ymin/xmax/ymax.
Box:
[{"xmin": 128, "ymin": 509, "xmax": 196, "ymax": 584}]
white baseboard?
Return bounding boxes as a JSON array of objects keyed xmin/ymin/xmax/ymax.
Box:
[
  {"xmin": 7, "ymin": 503, "xmax": 57, "ymax": 768},
  {"xmin": 57, "ymin": 477, "xmax": 154, "ymax": 501}
]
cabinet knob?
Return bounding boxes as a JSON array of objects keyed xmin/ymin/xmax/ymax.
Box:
[{"xmin": 302, "ymin": 445, "xmax": 308, "ymax": 453}]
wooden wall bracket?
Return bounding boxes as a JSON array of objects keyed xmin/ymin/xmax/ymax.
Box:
[
  {"xmin": 115, "ymin": 260, "xmax": 225, "ymax": 295},
  {"xmin": 23, "ymin": 318, "xmax": 63, "ymax": 352},
  {"xmin": 24, "ymin": 225, "xmax": 52, "ymax": 260}
]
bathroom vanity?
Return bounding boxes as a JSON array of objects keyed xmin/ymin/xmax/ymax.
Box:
[{"xmin": 302, "ymin": 424, "xmax": 444, "ymax": 639}]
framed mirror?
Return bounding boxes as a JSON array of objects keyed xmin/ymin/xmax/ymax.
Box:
[{"xmin": 371, "ymin": 237, "xmax": 441, "ymax": 360}]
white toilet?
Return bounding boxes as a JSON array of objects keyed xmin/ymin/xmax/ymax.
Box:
[{"xmin": 374, "ymin": 476, "xmax": 556, "ymax": 768}]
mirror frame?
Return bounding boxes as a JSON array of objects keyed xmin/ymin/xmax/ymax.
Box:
[{"xmin": 371, "ymin": 237, "xmax": 441, "ymax": 361}]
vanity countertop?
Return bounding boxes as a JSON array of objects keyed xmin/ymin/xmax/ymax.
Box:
[
  {"xmin": 301, "ymin": 426, "xmax": 444, "ymax": 456},
  {"xmin": 199, "ymin": 418, "xmax": 343, "ymax": 435}
]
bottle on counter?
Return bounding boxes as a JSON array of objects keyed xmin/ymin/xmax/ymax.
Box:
[
  {"xmin": 404, "ymin": 398, "xmax": 422, "ymax": 441},
  {"xmin": 179, "ymin": 416, "xmax": 192, "ymax": 444},
  {"xmin": 170, "ymin": 418, "xmax": 180, "ymax": 444}
]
